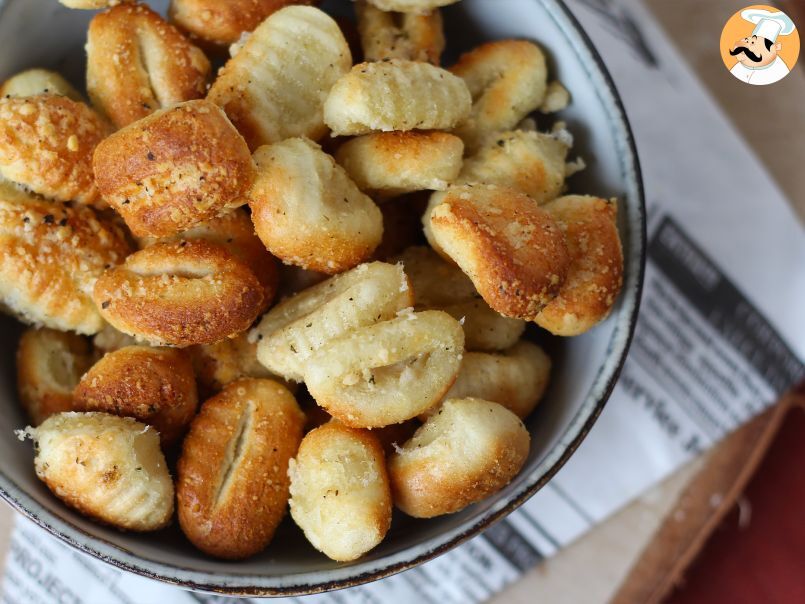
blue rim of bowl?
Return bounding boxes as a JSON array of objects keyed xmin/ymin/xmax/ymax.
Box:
[{"xmin": 0, "ymin": 0, "xmax": 646, "ymax": 596}]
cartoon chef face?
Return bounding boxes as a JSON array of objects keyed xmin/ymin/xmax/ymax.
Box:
[{"xmin": 730, "ymin": 34, "xmax": 781, "ymax": 68}]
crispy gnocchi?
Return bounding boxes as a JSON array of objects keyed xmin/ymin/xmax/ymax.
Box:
[
  {"xmin": 20, "ymin": 412, "xmax": 174, "ymax": 531},
  {"xmin": 394, "ymin": 246, "xmax": 526, "ymax": 350},
  {"xmin": 389, "ymin": 398, "xmax": 529, "ymax": 517},
  {"xmin": 0, "ymin": 69, "xmax": 83, "ymax": 101},
  {"xmin": 16, "ymin": 328, "xmax": 95, "ymax": 426},
  {"xmin": 427, "ymin": 184, "xmax": 571, "ymax": 321},
  {"xmin": 0, "ymin": 197, "xmax": 131, "ymax": 334},
  {"xmin": 335, "ymin": 131, "xmax": 464, "ymax": 197},
  {"xmin": 356, "ymin": 1, "xmax": 445, "ymax": 64},
  {"xmin": 289, "ymin": 421, "xmax": 391, "ymax": 561},
  {"xmin": 304, "ymin": 310, "xmax": 464, "ymax": 428},
  {"xmin": 0, "ymin": 95, "xmax": 109, "ymax": 207},
  {"xmin": 86, "ymin": 2, "xmax": 211, "ymax": 128},
  {"xmin": 248, "ymin": 137, "xmax": 383, "ymax": 273},
  {"xmin": 169, "ymin": 0, "xmax": 314, "ymax": 47},
  {"xmin": 177, "ymin": 379, "xmax": 305, "ymax": 559},
  {"xmin": 458, "ymin": 128, "xmax": 571, "ymax": 204},
  {"xmin": 207, "ymin": 6, "xmax": 351, "ymax": 149},
  {"xmin": 451, "ymin": 40, "xmax": 548, "ymax": 151},
  {"xmin": 535, "ymin": 195, "xmax": 624, "ymax": 336},
  {"xmin": 434, "ymin": 341, "xmax": 551, "ymax": 419},
  {"xmin": 136, "ymin": 209, "xmax": 278, "ymax": 310},
  {"xmin": 93, "ymin": 240, "xmax": 264, "ymax": 347},
  {"xmin": 255, "ymin": 261, "xmax": 412, "ymax": 382},
  {"xmin": 323, "ymin": 59, "xmax": 472, "ymax": 136},
  {"xmin": 92, "ymin": 100, "xmax": 254, "ymax": 238},
  {"xmin": 73, "ymin": 346, "xmax": 198, "ymax": 446},
  {"xmin": 4, "ymin": 0, "xmax": 629, "ymax": 563}
]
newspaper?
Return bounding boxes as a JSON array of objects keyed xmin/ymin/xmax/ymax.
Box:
[{"xmin": 3, "ymin": 0, "xmax": 804, "ymax": 602}]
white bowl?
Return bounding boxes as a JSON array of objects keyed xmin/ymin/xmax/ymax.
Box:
[{"xmin": 0, "ymin": 0, "xmax": 645, "ymax": 596}]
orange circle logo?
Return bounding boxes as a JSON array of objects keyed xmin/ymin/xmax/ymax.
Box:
[{"xmin": 720, "ymin": 5, "xmax": 799, "ymax": 85}]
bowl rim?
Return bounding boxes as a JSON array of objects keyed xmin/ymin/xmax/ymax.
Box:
[{"xmin": 0, "ymin": 0, "xmax": 646, "ymax": 596}]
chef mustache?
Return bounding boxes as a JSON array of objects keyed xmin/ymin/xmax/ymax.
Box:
[{"xmin": 730, "ymin": 46, "xmax": 763, "ymax": 62}]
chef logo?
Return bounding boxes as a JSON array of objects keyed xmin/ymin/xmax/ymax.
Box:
[{"xmin": 720, "ymin": 5, "xmax": 799, "ymax": 85}]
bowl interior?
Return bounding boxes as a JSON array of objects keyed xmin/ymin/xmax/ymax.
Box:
[{"xmin": 0, "ymin": 0, "xmax": 644, "ymax": 594}]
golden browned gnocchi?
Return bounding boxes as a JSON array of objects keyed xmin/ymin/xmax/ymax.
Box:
[
  {"xmin": 73, "ymin": 346, "xmax": 198, "ymax": 446},
  {"xmin": 365, "ymin": 0, "xmax": 460, "ymax": 11},
  {"xmin": 355, "ymin": 1, "xmax": 445, "ymax": 64},
  {"xmin": 207, "ymin": 6, "xmax": 351, "ymax": 149},
  {"xmin": 93, "ymin": 240, "xmax": 265, "ymax": 347},
  {"xmin": 169, "ymin": 0, "xmax": 314, "ymax": 47},
  {"xmin": 0, "ymin": 197, "xmax": 131, "ymax": 334},
  {"xmin": 86, "ymin": 2, "xmax": 211, "ymax": 129},
  {"xmin": 535, "ymin": 195, "xmax": 624, "ymax": 336},
  {"xmin": 0, "ymin": 95, "xmax": 109, "ymax": 207},
  {"xmin": 248, "ymin": 138, "xmax": 383, "ymax": 273},
  {"xmin": 427, "ymin": 184, "xmax": 571, "ymax": 321},
  {"xmin": 177, "ymin": 379, "xmax": 305, "ymax": 559},
  {"xmin": 19, "ymin": 412, "xmax": 174, "ymax": 531},
  {"xmin": 255, "ymin": 261, "xmax": 412, "ymax": 382},
  {"xmin": 136, "ymin": 209, "xmax": 279, "ymax": 311},
  {"xmin": 335, "ymin": 131, "xmax": 464, "ymax": 197},
  {"xmin": 92, "ymin": 100, "xmax": 254, "ymax": 238},
  {"xmin": 304, "ymin": 310, "xmax": 464, "ymax": 428},
  {"xmin": 0, "ymin": 69, "xmax": 83, "ymax": 101},
  {"xmin": 434, "ymin": 341, "xmax": 551, "ymax": 419},
  {"xmin": 16, "ymin": 328, "xmax": 95, "ymax": 426},
  {"xmin": 451, "ymin": 40, "xmax": 548, "ymax": 151},
  {"xmin": 458, "ymin": 128, "xmax": 571, "ymax": 204},
  {"xmin": 394, "ymin": 246, "xmax": 526, "ymax": 350},
  {"xmin": 389, "ymin": 398, "xmax": 529, "ymax": 517},
  {"xmin": 323, "ymin": 59, "xmax": 472, "ymax": 136},
  {"xmin": 288, "ymin": 420, "xmax": 391, "ymax": 561}
]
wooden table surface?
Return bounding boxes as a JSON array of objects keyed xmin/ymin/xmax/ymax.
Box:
[{"xmin": 0, "ymin": 1, "xmax": 803, "ymax": 602}]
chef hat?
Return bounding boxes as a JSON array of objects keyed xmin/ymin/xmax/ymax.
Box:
[{"xmin": 741, "ymin": 9, "xmax": 796, "ymax": 43}]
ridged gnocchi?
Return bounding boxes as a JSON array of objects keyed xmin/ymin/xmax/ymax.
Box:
[
  {"xmin": 304, "ymin": 310, "xmax": 464, "ymax": 428},
  {"xmin": 248, "ymin": 137, "xmax": 383, "ymax": 273},
  {"xmin": 20, "ymin": 412, "xmax": 174, "ymax": 531},
  {"xmin": 323, "ymin": 60, "xmax": 472, "ymax": 136},
  {"xmin": 255, "ymin": 261, "xmax": 412, "ymax": 382},
  {"xmin": 207, "ymin": 6, "xmax": 351, "ymax": 149}
]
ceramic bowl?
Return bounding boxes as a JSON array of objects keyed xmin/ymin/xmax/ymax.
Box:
[{"xmin": 0, "ymin": 0, "xmax": 645, "ymax": 596}]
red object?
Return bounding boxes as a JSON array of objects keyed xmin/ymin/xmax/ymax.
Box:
[{"xmin": 668, "ymin": 406, "xmax": 805, "ymax": 603}]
